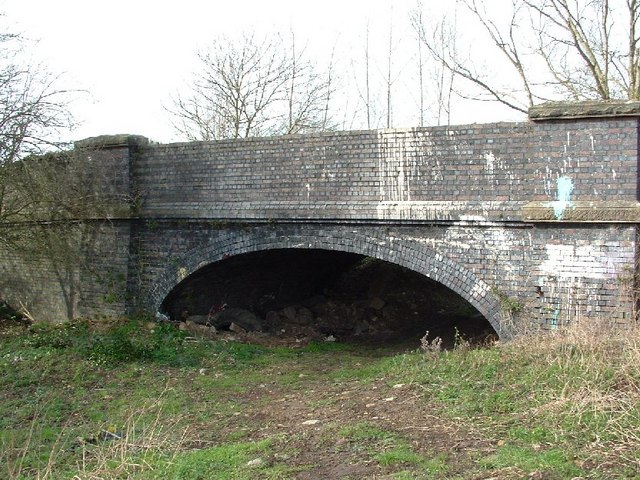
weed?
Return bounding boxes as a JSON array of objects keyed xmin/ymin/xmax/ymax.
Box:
[
  {"xmin": 147, "ymin": 218, "xmax": 158, "ymax": 230},
  {"xmin": 340, "ymin": 422, "xmax": 395, "ymax": 444},
  {"xmin": 147, "ymin": 440, "xmax": 272, "ymax": 479},
  {"xmin": 388, "ymin": 320, "xmax": 640, "ymax": 477},
  {"xmin": 23, "ymin": 321, "xmax": 88, "ymax": 349},
  {"xmin": 301, "ymin": 341, "xmax": 351, "ymax": 353},
  {"xmin": 375, "ymin": 446, "xmax": 425, "ymax": 466},
  {"xmin": 420, "ymin": 331, "xmax": 443, "ymax": 355},
  {"xmin": 492, "ymin": 288, "xmax": 525, "ymax": 315}
]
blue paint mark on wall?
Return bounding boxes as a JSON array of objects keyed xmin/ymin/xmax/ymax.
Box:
[
  {"xmin": 549, "ymin": 175, "xmax": 574, "ymax": 219},
  {"xmin": 556, "ymin": 176, "xmax": 574, "ymax": 201}
]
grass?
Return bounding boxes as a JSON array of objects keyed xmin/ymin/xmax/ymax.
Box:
[
  {"xmin": 478, "ymin": 444, "xmax": 582, "ymax": 478},
  {"xmin": 0, "ymin": 317, "xmax": 372, "ymax": 478},
  {"xmin": 142, "ymin": 439, "xmax": 301, "ymax": 479},
  {"xmin": 339, "ymin": 422, "xmax": 450, "ymax": 477},
  {"xmin": 384, "ymin": 320, "xmax": 640, "ymax": 478},
  {"xmin": 1, "ymin": 316, "xmax": 639, "ymax": 478}
]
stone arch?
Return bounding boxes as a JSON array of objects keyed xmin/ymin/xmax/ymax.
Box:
[{"xmin": 149, "ymin": 227, "xmax": 511, "ymax": 339}]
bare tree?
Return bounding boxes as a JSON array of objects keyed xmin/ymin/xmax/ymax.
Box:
[
  {"xmin": 415, "ymin": 4, "xmax": 426, "ymax": 126},
  {"xmin": 0, "ymin": 19, "xmax": 114, "ymax": 322},
  {"xmin": 431, "ymin": 15, "xmax": 456, "ymax": 125},
  {"xmin": 364, "ymin": 20, "xmax": 373, "ymax": 129},
  {"xmin": 385, "ymin": 8, "xmax": 395, "ymax": 128},
  {"xmin": 412, "ymin": 0, "xmax": 536, "ymax": 114},
  {"xmin": 322, "ymin": 43, "xmax": 338, "ymax": 130},
  {"xmin": 285, "ymin": 32, "xmax": 337, "ymax": 134},
  {"xmin": 0, "ymin": 39, "xmax": 72, "ymax": 161},
  {"xmin": 412, "ymin": 0, "xmax": 640, "ymax": 114},
  {"xmin": 170, "ymin": 33, "xmax": 335, "ymax": 141},
  {"xmin": 350, "ymin": 19, "xmax": 376, "ymax": 130},
  {"xmin": 0, "ymin": 24, "xmax": 74, "ymax": 226},
  {"xmin": 525, "ymin": 0, "xmax": 634, "ymax": 99}
]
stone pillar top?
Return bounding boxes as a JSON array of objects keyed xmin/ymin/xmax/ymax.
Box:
[
  {"xmin": 529, "ymin": 100, "xmax": 640, "ymax": 121},
  {"xmin": 74, "ymin": 134, "xmax": 150, "ymax": 149}
]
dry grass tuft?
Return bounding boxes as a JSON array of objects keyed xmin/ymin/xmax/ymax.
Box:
[
  {"xmin": 1, "ymin": 397, "xmax": 191, "ymax": 480},
  {"xmin": 72, "ymin": 400, "xmax": 189, "ymax": 479},
  {"xmin": 507, "ymin": 320, "xmax": 640, "ymax": 470}
]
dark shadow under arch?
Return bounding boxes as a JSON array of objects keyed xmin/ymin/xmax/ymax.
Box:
[{"xmin": 147, "ymin": 227, "xmax": 511, "ymax": 339}]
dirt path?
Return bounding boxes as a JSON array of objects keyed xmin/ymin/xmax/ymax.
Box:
[
  {"xmin": 253, "ymin": 380, "xmax": 493, "ymax": 478},
  {"xmin": 199, "ymin": 346, "xmax": 497, "ymax": 480}
]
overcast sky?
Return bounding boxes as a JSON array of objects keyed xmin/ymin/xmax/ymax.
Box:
[{"xmin": 1, "ymin": 0, "xmax": 521, "ymax": 144}]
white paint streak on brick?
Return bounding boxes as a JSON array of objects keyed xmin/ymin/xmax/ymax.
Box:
[
  {"xmin": 375, "ymin": 201, "xmax": 475, "ymax": 221},
  {"xmin": 539, "ymin": 244, "xmax": 617, "ymax": 280},
  {"xmin": 377, "ymin": 132, "xmax": 415, "ymax": 203},
  {"xmin": 460, "ymin": 215, "xmax": 487, "ymax": 222},
  {"xmin": 374, "ymin": 200, "xmax": 511, "ymax": 222},
  {"xmin": 485, "ymin": 151, "xmax": 496, "ymax": 176}
]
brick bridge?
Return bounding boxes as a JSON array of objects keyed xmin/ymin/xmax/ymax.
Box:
[{"xmin": 2, "ymin": 102, "xmax": 640, "ymax": 338}]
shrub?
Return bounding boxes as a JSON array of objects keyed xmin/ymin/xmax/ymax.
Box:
[{"xmin": 23, "ymin": 321, "xmax": 88, "ymax": 349}]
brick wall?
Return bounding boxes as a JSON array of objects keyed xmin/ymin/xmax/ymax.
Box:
[
  {"xmin": 128, "ymin": 116, "xmax": 639, "ymax": 335},
  {"xmin": 0, "ymin": 222, "xmax": 131, "ymax": 322},
  {"xmin": 134, "ymin": 117, "xmax": 638, "ymax": 222},
  {"xmin": 1, "ymin": 115, "xmax": 638, "ymax": 332},
  {"xmin": 131, "ymin": 221, "xmax": 635, "ymax": 339},
  {"xmin": 0, "ymin": 135, "xmax": 141, "ymax": 322}
]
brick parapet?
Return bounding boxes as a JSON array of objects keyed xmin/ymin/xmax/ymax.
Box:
[{"xmin": 132, "ymin": 118, "xmax": 640, "ymax": 223}]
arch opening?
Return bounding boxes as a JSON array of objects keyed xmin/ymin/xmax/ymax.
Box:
[{"xmin": 160, "ymin": 248, "xmax": 497, "ymax": 348}]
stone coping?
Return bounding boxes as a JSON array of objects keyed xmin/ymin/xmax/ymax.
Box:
[
  {"xmin": 75, "ymin": 134, "xmax": 150, "ymax": 149},
  {"xmin": 522, "ymin": 200, "xmax": 640, "ymax": 222},
  {"xmin": 529, "ymin": 100, "xmax": 640, "ymax": 121}
]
